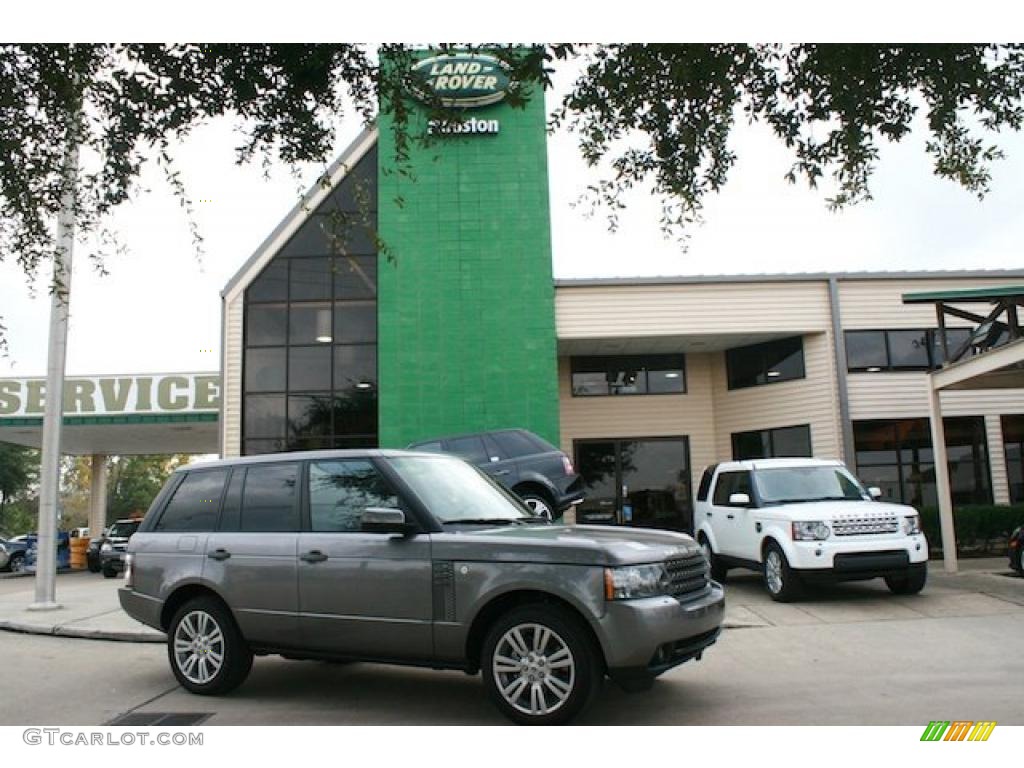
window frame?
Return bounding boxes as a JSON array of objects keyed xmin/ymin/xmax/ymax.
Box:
[
  {"xmin": 725, "ymin": 337, "xmax": 805, "ymax": 391},
  {"xmin": 731, "ymin": 424, "xmax": 813, "ymax": 461},
  {"xmin": 845, "ymin": 328, "xmax": 975, "ymax": 373},
  {"xmin": 569, "ymin": 354, "xmax": 687, "ymax": 397}
]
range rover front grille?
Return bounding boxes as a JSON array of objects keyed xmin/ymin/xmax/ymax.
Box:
[
  {"xmin": 832, "ymin": 516, "xmax": 900, "ymax": 536},
  {"xmin": 664, "ymin": 554, "xmax": 710, "ymax": 600}
]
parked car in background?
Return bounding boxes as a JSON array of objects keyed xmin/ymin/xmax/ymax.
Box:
[
  {"xmin": 99, "ymin": 519, "xmax": 141, "ymax": 578},
  {"xmin": 407, "ymin": 428, "xmax": 583, "ymax": 519},
  {"xmin": 87, "ymin": 528, "xmax": 109, "ymax": 573},
  {"xmin": 0, "ymin": 535, "xmax": 29, "ymax": 573},
  {"xmin": 695, "ymin": 458, "xmax": 928, "ymax": 601},
  {"xmin": 120, "ymin": 449, "xmax": 724, "ymax": 725},
  {"xmin": 1010, "ymin": 525, "xmax": 1024, "ymax": 575}
]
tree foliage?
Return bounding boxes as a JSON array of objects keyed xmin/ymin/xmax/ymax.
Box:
[
  {"xmin": 1, "ymin": 43, "xmax": 1022, "ymax": 324},
  {"xmin": 0, "ymin": 443, "xmax": 38, "ymax": 520}
]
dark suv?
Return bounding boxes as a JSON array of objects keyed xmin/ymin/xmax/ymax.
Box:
[{"xmin": 408, "ymin": 428, "xmax": 583, "ymax": 519}]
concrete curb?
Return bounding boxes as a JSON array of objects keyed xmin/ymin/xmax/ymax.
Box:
[{"xmin": 0, "ymin": 619, "xmax": 165, "ymax": 644}]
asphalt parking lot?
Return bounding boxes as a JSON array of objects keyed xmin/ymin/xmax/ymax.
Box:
[{"xmin": 0, "ymin": 562, "xmax": 1021, "ymax": 726}]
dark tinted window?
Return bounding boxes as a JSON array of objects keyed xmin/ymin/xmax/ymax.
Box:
[
  {"xmin": 726, "ymin": 337, "xmax": 804, "ymax": 389},
  {"xmin": 732, "ymin": 425, "xmax": 812, "ymax": 460},
  {"xmin": 246, "ymin": 306, "xmax": 287, "ymax": 347},
  {"xmin": 493, "ymin": 430, "xmax": 542, "ymax": 458},
  {"xmin": 156, "ymin": 470, "xmax": 229, "ymax": 532},
  {"xmin": 887, "ymin": 330, "xmax": 930, "ymax": 368},
  {"xmin": 219, "ymin": 468, "xmax": 244, "ymax": 532},
  {"xmin": 696, "ymin": 466, "xmax": 717, "ymax": 502},
  {"xmin": 241, "ymin": 464, "xmax": 299, "ymax": 532},
  {"xmin": 845, "ymin": 331, "xmax": 887, "ymax": 370},
  {"xmin": 571, "ymin": 355, "xmax": 685, "ymax": 396},
  {"xmin": 308, "ymin": 460, "xmax": 399, "ymax": 532},
  {"xmin": 446, "ymin": 436, "xmax": 489, "ymax": 464},
  {"xmin": 712, "ymin": 471, "xmax": 752, "ymax": 506}
]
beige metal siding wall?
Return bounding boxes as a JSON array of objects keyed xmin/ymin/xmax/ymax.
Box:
[
  {"xmin": 840, "ymin": 276, "xmax": 1024, "ymax": 502},
  {"xmin": 222, "ymin": 295, "xmax": 244, "ymax": 458},
  {"xmin": 709, "ymin": 331, "xmax": 844, "ymax": 461},
  {"xmin": 556, "ymin": 280, "xmax": 844, "ymax": 470},
  {"xmin": 556, "ymin": 282, "xmax": 834, "ymax": 337},
  {"xmin": 558, "ymin": 354, "xmax": 718, "ymax": 490}
]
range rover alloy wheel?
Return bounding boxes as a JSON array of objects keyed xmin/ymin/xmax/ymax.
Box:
[
  {"xmin": 168, "ymin": 596, "xmax": 252, "ymax": 695},
  {"xmin": 482, "ymin": 605, "xmax": 601, "ymax": 725},
  {"xmin": 763, "ymin": 542, "xmax": 803, "ymax": 603},
  {"xmin": 518, "ymin": 493, "xmax": 553, "ymax": 520}
]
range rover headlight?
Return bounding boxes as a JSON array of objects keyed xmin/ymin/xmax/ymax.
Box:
[
  {"xmin": 792, "ymin": 521, "xmax": 831, "ymax": 541},
  {"xmin": 903, "ymin": 515, "xmax": 921, "ymax": 535},
  {"xmin": 604, "ymin": 564, "xmax": 667, "ymax": 600},
  {"xmin": 100, "ymin": 542, "xmax": 112, "ymax": 553}
]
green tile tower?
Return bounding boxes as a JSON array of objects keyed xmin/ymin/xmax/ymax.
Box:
[{"xmin": 376, "ymin": 50, "xmax": 559, "ymax": 447}]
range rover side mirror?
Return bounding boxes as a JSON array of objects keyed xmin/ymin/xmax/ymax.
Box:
[
  {"xmin": 361, "ymin": 507, "xmax": 410, "ymax": 534},
  {"xmin": 868, "ymin": 487, "xmax": 882, "ymax": 500},
  {"xmin": 728, "ymin": 492, "xmax": 751, "ymax": 507}
]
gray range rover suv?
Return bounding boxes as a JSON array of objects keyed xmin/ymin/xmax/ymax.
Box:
[{"xmin": 119, "ymin": 450, "xmax": 724, "ymax": 725}]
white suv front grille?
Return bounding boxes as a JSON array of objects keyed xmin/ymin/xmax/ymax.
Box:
[{"xmin": 832, "ymin": 516, "xmax": 900, "ymax": 536}]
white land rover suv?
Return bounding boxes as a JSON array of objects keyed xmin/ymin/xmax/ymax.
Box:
[{"xmin": 694, "ymin": 458, "xmax": 927, "ymax": 601}]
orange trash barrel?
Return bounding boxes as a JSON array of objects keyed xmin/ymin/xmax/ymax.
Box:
[{"xmin": 69, "ymin": 537, "xmax": 90, "ymax": 569}]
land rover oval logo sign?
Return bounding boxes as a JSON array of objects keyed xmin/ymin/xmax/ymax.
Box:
[{"xmin": 410, "ymin": 53, "xmax": 513, "ymax": 108}]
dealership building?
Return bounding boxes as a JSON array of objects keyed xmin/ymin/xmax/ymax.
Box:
[
  {"xmin": 1, "ymin": 51, "xmax": 1020, "ymax": 577},
  {"xmin": 210, "ymin": 51, "xmax": 1024, "ymax": 541}
]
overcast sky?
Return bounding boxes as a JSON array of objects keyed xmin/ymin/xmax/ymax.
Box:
[{"xmin": 1, "ymin": 55, "xmax": 1022, "ymax": 377}]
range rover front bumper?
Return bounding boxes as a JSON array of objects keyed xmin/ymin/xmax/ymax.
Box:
[{"xmin": 597, "ymin": 581, "xmax": 725, "ymax": 685}]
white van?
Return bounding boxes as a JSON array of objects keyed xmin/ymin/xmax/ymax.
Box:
[{"xmin": 694, "ymin": 458, "xmax": 927, "ymax": 601}]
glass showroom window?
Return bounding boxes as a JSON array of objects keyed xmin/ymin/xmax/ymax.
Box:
[
  {"xmin": 732, "ymin": 424, "xmax": 812, "ymax": 460},
  {"xmin": 1003, "ymin": 415, "xmax": 1024, "ymax": 503},
  {"xmin": 845, "ymin": 328, "xmax": 975, "ymax": 372},
  {"xmin": 242, "ymin": 148, "xmax": 378, "ymax": 455},
  {"xmin": 725, "ymin": 337, "xmax": 805, "ymax": 390},
  {"xmin": 570, "ymin": 354, "xmax": 686, "ymax": 396},
  {"xmin": 853, "ymin": 417, "xmax": 992, "ymax": 507}
]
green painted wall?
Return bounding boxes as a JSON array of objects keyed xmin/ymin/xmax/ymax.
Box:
[{"xmin": 376, "ymin": 54, "xmax": 559, "ymax": 447}]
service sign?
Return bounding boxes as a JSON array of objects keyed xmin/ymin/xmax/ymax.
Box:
[
  {"xmin": 410, "ymin": 53, "xmax": 513, "ymax": 108},
  {"xmin": 0, "ymin": 374, "xmax": 221, "ymax": 418}
]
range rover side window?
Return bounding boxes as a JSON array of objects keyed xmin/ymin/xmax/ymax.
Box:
[
  {"xmin": 240, "ymin": 463, "xmax": 299, "ymax": 532},
  {"xmin": 155, "ymin": 470, "xmax": 229, "ymax": 532},
  {"xmin": 308, "ymin": 460, "xmax": 400, "ymax": 533},
  {"xmin": 712, "ymin": 471, "xmax": 752, "ymax": 506}
]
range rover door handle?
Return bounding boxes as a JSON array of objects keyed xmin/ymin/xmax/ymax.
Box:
[
  {"xmin": 706, "ymin": 512, "xmax": 713, "ymax": 517},
  {"xmin": 208, "ymin": 549, "xmax": 231, "ymax": 561},
  {"xmin": 726, "ymin": 513, "xmax": 735, "ymax": 520},
  {"xmin": 301, "ymin": 550, "xmax": 328, "ymax": 564},
  {"xmin": 493, "ymin": 469, "xmax": 511, "ymax": 476}
]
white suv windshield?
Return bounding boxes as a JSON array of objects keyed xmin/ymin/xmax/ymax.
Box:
[
  {"xmin": 753, "ymin": 466, "xmax": 866, "ymax": 504},
  {"xmin": 388, "ymin": 455, "xmax": 531, "ymax": 524}
]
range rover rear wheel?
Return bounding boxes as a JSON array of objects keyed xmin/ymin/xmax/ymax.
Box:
[
  {"xmin": 482, "ymin": 604, "xmax": 601, "ymax": 725},
  {"xmin": 168, "ymin": 596, "xmax": 252, "ymax": 695},
  {"xmin": 764, "ymin": 542, "xmax": 803, "ymax": 602}
]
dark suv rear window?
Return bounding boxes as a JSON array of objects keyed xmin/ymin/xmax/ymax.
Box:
[
  {"xmin": 446, "ymin": 436, "xmax": 489, "ymax": 464},
  {"xmin": 241, "ymin": 463, "xmax": 299, "ymax": 532},
  {"xmin": 492, "ymin": 430, "xmax": 543, "ymax": 458},
  {"xmin": 156, "ymin": 470, "xmax": 229, "ymax": 532}
]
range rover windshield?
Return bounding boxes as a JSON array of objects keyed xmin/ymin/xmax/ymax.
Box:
[
  {"xmin": 388, "ymin": 454, "xmax": 534, "ymax": 525},
  {"xmin": 754, "ymin": 466, "xmax": 867, "ymax": 505}
]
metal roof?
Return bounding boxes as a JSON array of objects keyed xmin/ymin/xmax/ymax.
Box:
[
  {"xmin": 555, "ymin": 269, "xmax": 1024, "ymax": 287},
  {"xmin": 902, "ymin": 285, "xmax": 1024, "ymax": 304}
]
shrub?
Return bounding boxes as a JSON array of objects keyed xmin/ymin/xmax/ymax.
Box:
[{"xmin": 918, "ymin": 504, "xmax": 1024, "ymax": 557}]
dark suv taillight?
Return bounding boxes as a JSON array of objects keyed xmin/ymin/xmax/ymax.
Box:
[{"xmin": 561, "ymin": 454, "xmax": 574, "ymax": 476}]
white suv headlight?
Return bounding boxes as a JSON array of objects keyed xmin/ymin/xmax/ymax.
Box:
[
  {"xmin": 903, "ymin": 515, "xmax": 921, "ymax": 535},
  {"xmin": 792, "ymin": 521, "xmax": 831, "ymax": 541},
  {"xmin": 604, "ymin": 564, "xmax": 667, "ymax": 600}
]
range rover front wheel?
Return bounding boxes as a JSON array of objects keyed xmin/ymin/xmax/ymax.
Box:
[
  {"xmin": 168, "ymin": 596, "xmax": 252, "ymax": 695},
  {"xmin": 482, "ymin": 605, "xmax": 601, "ymax": 725}
]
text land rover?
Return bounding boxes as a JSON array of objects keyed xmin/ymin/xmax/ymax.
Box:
[
  {"xmin": 119, "ymin": 450, "xmax": 725, "ymax": 725},
  {"xmin": 695, "ymin": 458, "xmax": 927, "ymax": 601}
]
